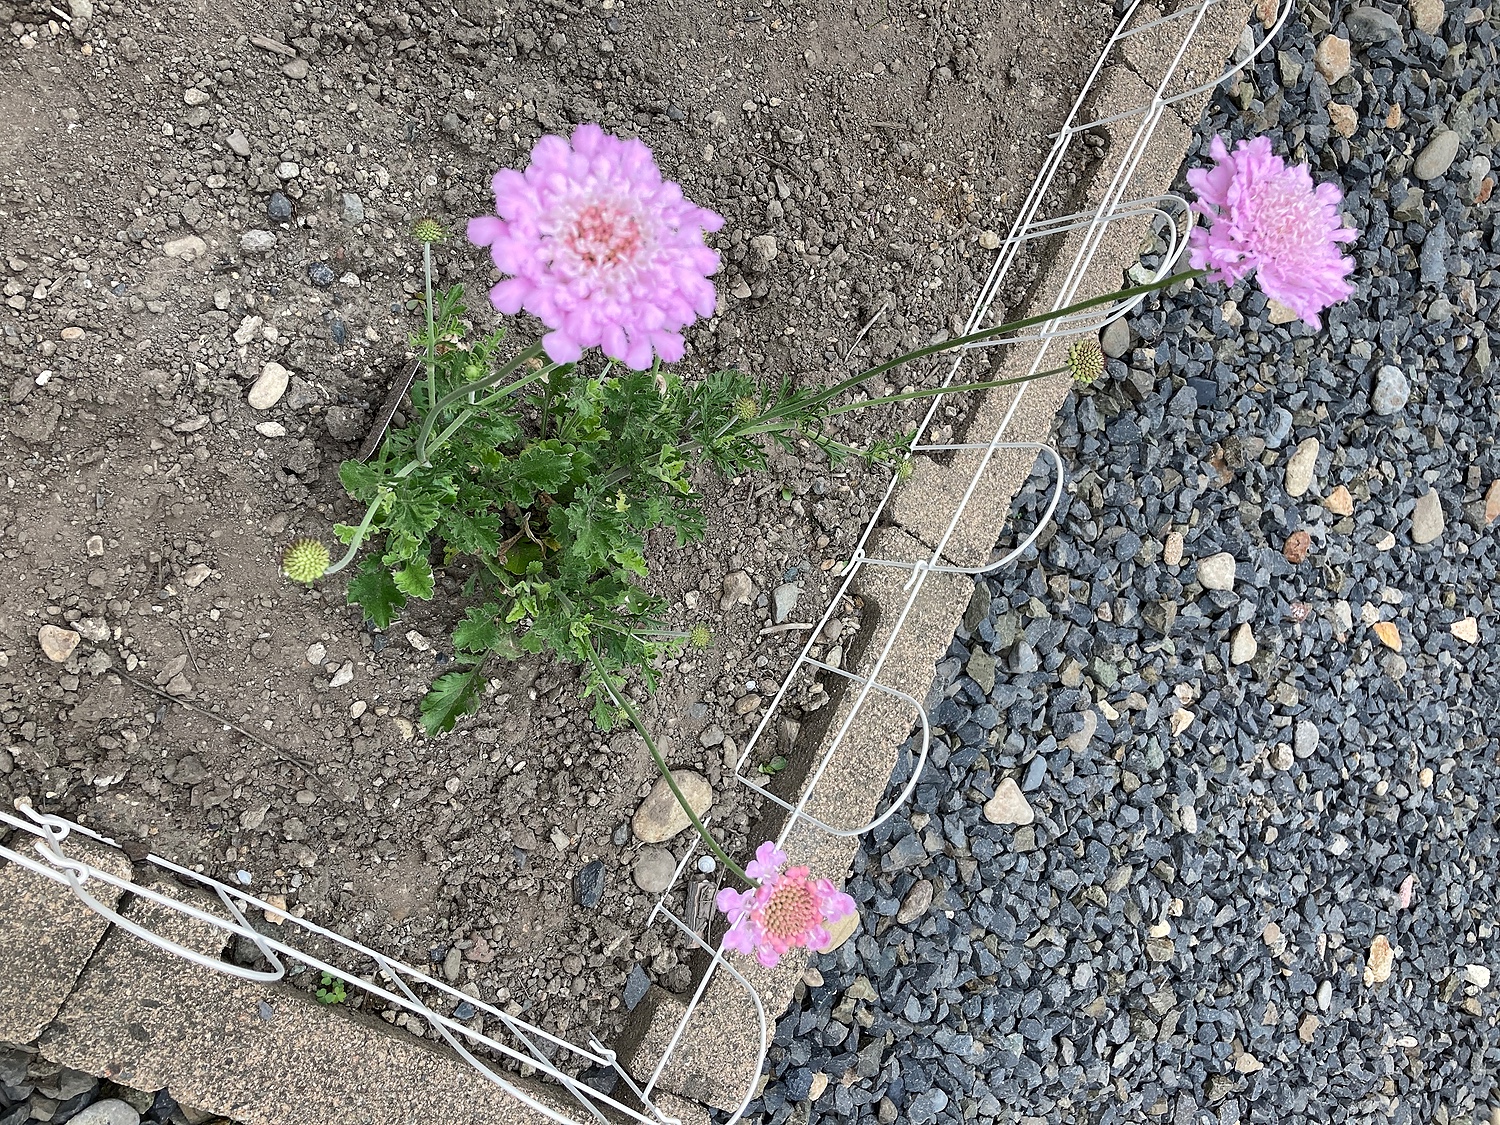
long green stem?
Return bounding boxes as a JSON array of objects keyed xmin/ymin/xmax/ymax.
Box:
[
  {"xmin": 584, "ymin": 642, "xmax": 751, "ymax": 885},
  {"xmin": 422, "ymin": 241, "xmax": 437, "ymax": 415},
  {"xmin": 824, "ymin": 367, "xmax": 1068, "ymax": 415},
  {"xmin": 733, "ymin": 364, "xmax": 1073, "ymax": 441},
  {"xmin": 779, "ymin": 268, "xmax": 1206, "ymax": 423},
  {"xmin": 324, "ymin": 494, "xmax": 384, "ymax": 576}
]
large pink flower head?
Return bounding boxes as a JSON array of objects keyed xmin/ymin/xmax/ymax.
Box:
[
  {"xmin": 1186, "ymin": 136, "xmax": 1357, "ymax": 328},
  {"xmin": 468, "ymin": 124, "xmax": 724, "ymax": 370},
  {"xmin": 714, "ymin": 842, "xmax": 856, "ymax": 968}
]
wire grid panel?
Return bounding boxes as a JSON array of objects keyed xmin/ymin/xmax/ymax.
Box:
[
  {"xmin": 0, "ymin": 3, "xmax": 1286, "ymax": 1123},
  {"xmin": 650, "ymin": 0, "xmax": 1290, "ymax": 1117},
  {"xmin": 0, "ymin": 804, "xmax": 723, "ymax": 1125}
]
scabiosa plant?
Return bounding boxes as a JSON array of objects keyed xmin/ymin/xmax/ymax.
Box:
[
  {"xmin": 292, "ymin": 127, "xmax": 1356, "ymax": 744},
  {"xmin": 715, "ymin": 842, "xmax": 856, "ymax": 968},
  {"xmin": 468, "ymin": 124, "xmax": 725, "ymax": 371},
  {"xmin": 1186, "ymin": 135, "xmax": 1356, "ymax": 327}
]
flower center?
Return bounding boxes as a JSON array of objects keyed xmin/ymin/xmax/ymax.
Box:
[
  {"xmin": 561, "ymin": 199, "xmax": 645, "ymax": 274},
  {"xmin": 760, "ymin": 877, "xmax": 817, "ymax": 942},
  {"xmin": 1251, "ymin": 176, "xmax": 1319, "ymax": 265}
]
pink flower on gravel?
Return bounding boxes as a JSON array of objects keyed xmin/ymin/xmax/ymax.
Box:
[
  {"xmin": 1187, "ymin": 135, "xmax": 1357, "ymax": 328},
  {"xmin": 715, "ymin": 842, "xmax": 856, "ymax": 968},
  {"xmin": 468, "ymin": 124, "xmax": 724, "ymax": 370}
]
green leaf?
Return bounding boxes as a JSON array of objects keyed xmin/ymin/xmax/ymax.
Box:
[
  {"xmin": 502, "ymin": 540, "xmax": 544, "ymax": 575},
  {"xmin": 392, "ymin": 556, "xmax": 435, "ymax": 600},
  {"xmin": 419, "ymin": 665, "xmax": 486, "ymax": 736},
  {"xmin": 440, "ymin": 508, "xmax": 501, "ymax": 557},
  {"xmin": 508, "ymin": 440, "xmax": 576, "ymax": 505},
  {"xmin": 388, "ymin": 477, "xmax": 455, "ymax": 542},
  {"xmin": 468, "ymin": 413, "xmax": 522, "ymax": 450},
  {"xmin": 346, "ymin": 559, "xmax": 406, "ymax": 629},
  {"xmin": 380, "ymin": 529, "xmax": 421, "ymax": 566},
  {"xmin": 612, "ymin": 544, "xmax": 648, "ymax": 578},
  {"xmin": 339, "ymin": 460, "xmax": 383, "ymax": 500},
  {"xmin": 453, "ymin": 605, "xmax": 503, "ymax": 654}
]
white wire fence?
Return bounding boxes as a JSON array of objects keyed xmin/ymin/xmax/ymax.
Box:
[{"xmin": 2, "ymin": 1, "xmax": 1286, "ymax": 1121}]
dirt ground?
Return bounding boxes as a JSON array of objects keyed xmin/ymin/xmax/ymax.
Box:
[{"xmin": 0, "ymin": 0, "xmax": 1114, "ymax": 1051}]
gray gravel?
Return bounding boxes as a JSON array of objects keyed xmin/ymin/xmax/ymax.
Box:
[
  {"xmin": 0, "ymin": 1038, "xmax": 199, "ymax": 1125},
  {"xmin": 744, "ymin": 1, "xmax": 1500, "ymax": 1122}
]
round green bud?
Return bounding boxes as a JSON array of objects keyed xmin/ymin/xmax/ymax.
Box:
[
  {"xmin": 412, "ymin": 218, "xmax": 445, "ymax": 244},
  {"xmin": 688, "ymin": 624, "xmax": 713, "ymax": 650},
  {"xmin": 734, "ymin": 395, "xmax": 759, "ymax": 421},
  {"xmin": 1067, "ymin": 337, "xmax": 1106, "ymax": 386},
  {"xmin": 282, "ymin": 538, "xmax": 331, "ymax": 584},
  {"xmin": 895, "ymin": 457, "xmax": 915, "ymax": 482}
]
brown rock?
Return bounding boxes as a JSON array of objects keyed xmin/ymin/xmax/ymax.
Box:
[
  {"xmin": 1485, "ymin": 480, "xmax": 1500, "ymax": 525},
  {"xmin": 1410, "ymin": 0, "xmax": 1444, "ymax": 32},
  {"xmin": 1298, "ymin": 1013, "xmax": 1320, "ymax": 1042},
  {"xmin": 895, "ymin": 879, "xmax": 934, "ymax": 924},
  {"xmin": 1314, "ymin": 36, "xmax": 1351, "ymax": 82},
  {"xmin": 813, "ymin": 908, "xmax": 859, "ymax": 953},
  {"xmin": 1283, "ymin": 530, "xmax": 1312, "ymax": 564},
  {"xmin": 1267, "ymin": 298, "xmax": 1299, "ymax": 325},
  {"xmin": 982, "ymin": 777, "xmax": 1034, "ymax": 826},
  {"xmin": 1329, "ymin": 102, "xmax": 1358, "ymax": 137},
  {"xmin": 1366, "ymin": 934, "xmax": 1396, "ymax": 984},
  {"xmin": 1235, "ymin": 1052, "xmax": 1264, "ymax": 1074},
  {"xmin": 1326, "ymin": 485, "xmax": 1355, "ymax": 516},
  {"xmin": 631, "ymin": 770, "xmax": 713, "ymax": 844},
  {"xmin": 1451, "ymin": 617, "xmax": 1479, "ymax": 644},
  {"xmin": 1372, "ymin": 621, "xmax": 1402, "ymax": 651}
]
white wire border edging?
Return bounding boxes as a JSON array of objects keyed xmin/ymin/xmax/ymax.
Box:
[{"xmin": 0, "ymin": 1, "xmax": 1289, "ymax": 1121}]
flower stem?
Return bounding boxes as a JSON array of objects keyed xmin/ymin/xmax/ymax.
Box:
[
  {"xmin": 583, "ymin": 642, "xmax": 751, "ymax": 886},
  {"xmin": 733, "ymin": 364, "xmax": 1074, "ymax": 442},
  {"xmin": 805, "ymin": 268, "xmax": 1207, "ymax": 414},
  {"xmin": 822, "ymin": 365, "xmax": 1070, "ymax": 415},
  {"xmin": 324, "ymin": 494, "xmax": 385, "ymax": 576},
  {"xmin": 422, "ymin": 241, "xmax": 437, "ymax": 417}
]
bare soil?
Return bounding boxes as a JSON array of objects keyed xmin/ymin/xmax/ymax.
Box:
[{"xmin": 0, "ymin": 0, "xmax": 1113, "ymax": 1053}]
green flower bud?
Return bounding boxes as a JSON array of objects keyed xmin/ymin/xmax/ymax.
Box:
[
  {"xmin": 1067, "ymin": 337, "xmax": 1105, "ymax": 386},
  {"xmin": 895, "ymin": 457, "xmax": 915, "ymax": 482},
  {"xmin": 688, "ymin": 624, "xmax": 713, "ymax": 650},
  {"xmin": 412, "ymin": 218, "xmax": 445, "ymax": 245},
  {"xmin": 282, "ymin": 538, "xmax": 331, "ymax": 584},
  {"xmin": 734, "ymin": 395, "xmax": 759, "ymax": 421}
]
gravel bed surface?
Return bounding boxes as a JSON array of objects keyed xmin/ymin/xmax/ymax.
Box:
[{"xmin": 743, "ymin": 1, "xmax": 1500, "ymax": 1122}]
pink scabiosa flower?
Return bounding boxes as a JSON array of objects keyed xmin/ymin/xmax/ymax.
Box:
[
  {"xmin": 468, "ymin": 124, "xmax": 724, "ymax": 371},
  {"xmin": 1187, "ymin": 135, "xmax": 1357, "ymax": 328},
  {"xmin": 715, "ymin": 842, "xmax": 856, "ymax": 968}
]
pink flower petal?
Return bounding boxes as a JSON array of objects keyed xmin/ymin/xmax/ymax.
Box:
[
  {"xmin": 1187, "ymin": 134, "xmax": 1357, "ymax": 326},
  {"xmin": 467, "ymin": 125, "xmax": 723, "ymax": 370}
]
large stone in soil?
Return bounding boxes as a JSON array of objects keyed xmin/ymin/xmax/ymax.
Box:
[
  {"xmin": 38, "ymin": 624, "xmax": 81, "ymax": 662},
  {"xmin": 632, "ymin": 771, "xmax": 713, "ymax": 844}
]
